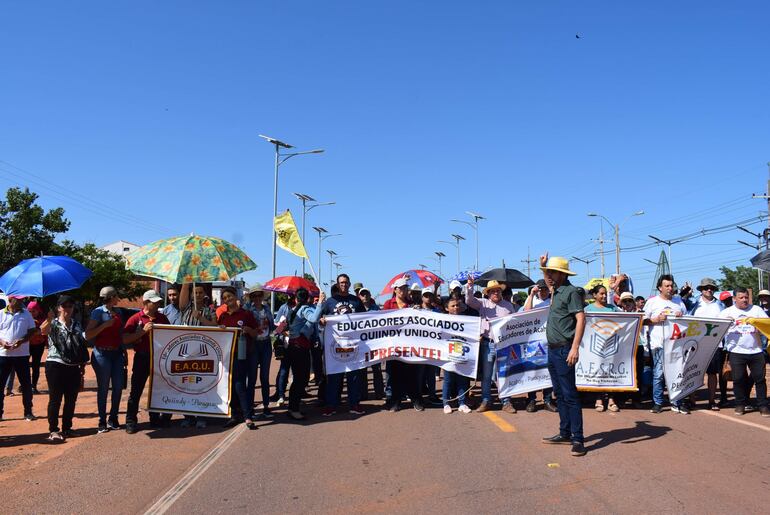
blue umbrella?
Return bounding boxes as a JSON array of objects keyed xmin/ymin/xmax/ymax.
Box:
[
  {"xmin": 0, "ymin": 256, "xmax": 93, "ymax": 297},
  {"xmin": 450, "ymin": 270, "xmax": 482, "ymax": 284}
]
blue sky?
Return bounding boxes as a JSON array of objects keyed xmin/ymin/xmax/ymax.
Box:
[{"xmin": 2, "ymin": 1, "xmax": 769, "ymax": 298}]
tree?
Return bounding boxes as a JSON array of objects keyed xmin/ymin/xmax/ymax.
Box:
[
  {"xmin": 55, "ymin": 240, "xmax": 145, "ymax": 305},
  {"xmin": 718, "ymin": 265, "xmax": 760, "ymax": 298},
  {"xmin": 0, "ymin": 187, "xmax": 70, "ymax": 272}
]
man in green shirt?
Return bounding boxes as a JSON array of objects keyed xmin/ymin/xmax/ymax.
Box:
[{"xmin": 539, "ymin": 254, "xmax": 587, "ymax": 457}]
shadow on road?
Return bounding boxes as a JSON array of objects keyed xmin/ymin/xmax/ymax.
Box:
[{"xmin": 585, "ymin": 420, "xmax": 671, "ymax": 451}]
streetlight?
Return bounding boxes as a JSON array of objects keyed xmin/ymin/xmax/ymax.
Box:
[
  {"xmin": 571, "ymin": 256, "xmax": 596, "ymax": 278},
  {"xmin": 293, "ymin": 192, "xmax": 335, "ymax": 276},
  {"xmin": 439, "ymin": 234, "xmax": 465, "ymax": 274},
  {"xmin": 587, "ymin": 210, "xmax": 644, "ymax": 276},
  {"xmin": 313, "ymin": 226, "xmax": 340, "ymax": 288},
  {"xmin": 333, "ymin": 262, "xmax": 343, "ymax": 276},
  {"xmin": 260, "ymin": 134, "xmax": 324, "ymax": 311},
  {"xmin": 327, "ymin": 250, "xmax": 338, "ymax": 285},
  {"xmin": 451, "ymin": 212, "xmax": 485, "ymax": 271},
  {"xmin": 435, "ymin": 251, "xmax": 446, "ymax": 280},
  {"xmin": 648, "ymin": 234, "xmax": 683, "ymax": 273}
]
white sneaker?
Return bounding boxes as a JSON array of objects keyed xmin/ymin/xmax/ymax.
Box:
[
  {"xmin": 276, "ymin": 397, "xmax": 285, "ymax": 407},
  {"xmin": 443, "ymin": 405, "xmax": 452, "ymax": 414},
  {"xmin": 671, "ymin": 405, "xmax": 680, "ymax": 413},
  {"xmin": 458, "ymin": 404, "xmax": 472, "ymax": 414}
]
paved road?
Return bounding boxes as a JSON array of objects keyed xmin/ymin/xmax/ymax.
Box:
[{"xmin": 3, "ymin": 375, "xmax": 769, "ymax": 514}]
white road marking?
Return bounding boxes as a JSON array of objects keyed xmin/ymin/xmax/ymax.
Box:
[
  {"xmin": 144, "ymin": 424, "xmax": 246, "ymax": 515},
  {"xmin": 696, "ymin": 409, "xmax": 770, "ymax": 433}
]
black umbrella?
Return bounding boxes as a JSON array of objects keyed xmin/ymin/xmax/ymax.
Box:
[
  {"xmin": 476, "ymin": 268, "xmax": 534, "ymax": 289},
  {"xmin": 751, "ymin": 250, "xmax": 770, "ymax": 272}
]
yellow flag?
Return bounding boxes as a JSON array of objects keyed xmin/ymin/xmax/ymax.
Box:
[
  {"xmin": 746, "ymin": 318, "xmax": 770, "ymax": 341},
  {"xmin": 274, "ymin": 210, "xmax": 308, "ymax": 258}
]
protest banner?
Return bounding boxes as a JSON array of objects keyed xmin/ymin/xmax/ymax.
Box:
[
  {"xmin": 489, "ymin": 307, "xmax": 551, "ymax": 397},
  {"xmin": 576, "ymin": 313, "xmax": 643, "ymax": 391},
  {"xmin": 149, "ymin": 325, "xmax": 237, "ymax": 417},
  {"xmin": 662, "ymin": 317, "xmax": 731, "ymax": 403},
  {"xmin": 323, "ymin": 309, "xmax": 481, "ymax": 378}
]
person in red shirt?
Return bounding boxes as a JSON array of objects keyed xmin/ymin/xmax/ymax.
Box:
[
  {"xmin": 382, "ymin": 277, "xmax": 424, "ymax": 412},
  {"xmin": 217, "ymin": 287, "xmax": 259, "ymax": 429},
  {"xmin": 26, "ymin": 301, "xmax": 48, "ymax": 395},
  {"xmin": 123, "ymin": 290, "xmax": 170, "ymax": 434}
]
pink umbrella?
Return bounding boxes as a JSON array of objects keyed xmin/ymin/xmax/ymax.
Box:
[
  {"xmin": 263, "ymin": 276, "xmax": 320, "ymax": 296},
  {"xmin": 380, "ymin": 269, "xmax": 443, "ymax": 296}
]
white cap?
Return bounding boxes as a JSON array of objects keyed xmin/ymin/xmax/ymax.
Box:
[
  {"xmin": 449, "ymin": 280, "xmax": 462, "ymax": 291},
  {"xmin": 422, "ymin": 287, "xmax": 433, "ymax": 295},
  {"xmin": 392, "ymin": 277, "xmax": 408, "ymax": 289},
  {"xmin": 143, "ymin": 289, "xmax": 163, "ymax": 303},
  {"xmin": 410, "ymin": 283, "xmax": 422, "ymax": 292}
]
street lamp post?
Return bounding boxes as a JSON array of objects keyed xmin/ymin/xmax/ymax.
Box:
[
  {"xmin": 293, "ymin": 193, "xmax": 335, "ymax": 277},
  {"xmin": 571, "ymin": 255, "xmax": 596, "ymax": 279},
  {"xmin": 313, "ymin": 226, "xmax": 340, "ymax": 288},
  {"xmin": 587, "ymin": 210, "xmax": 644, "ymax": 276},
  {"xmin": 438, "ymin": 234, "xmax": 465, "ymax": 275},
  {"xmin": 451, "ymin": 212, "xmax": 485, "ymax": 271},
  {"xmin": 260, "ymin": 135, "xmax": 324, "ymax": 311},
  {"xmin": 435, "ymin": 251, "xmax": 445, "ymax": 280},
  {"xmin": 327, "ymin": 250, "xmax": 338, "ymax": 285}
]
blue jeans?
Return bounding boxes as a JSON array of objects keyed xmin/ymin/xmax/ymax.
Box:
[
  {"xmin": 253, "ymin": 339, "xmax": 272, "ymax": 408},
  {"xmin": 652, "ymin": 347, "xmax": 681, "ymax": 407},
  {"xmin": 442, "ymin": 371, "xmax": 470, "ymax": 406},
  {"xmin": 326, "ymin": 371, "xmax": 362, "ymax": 408},
  {"xmin": 91, "ymin": 348, "xmax": 123, "ymax": 424},
  {"xmin": 480, "ymin": 339, "xmax": 496, "ymax": 402},
  {"xmin": 547, "ymin": 345, "xmax": 583, "ymax": 443},
  {"xmin": 275, "ymin": 358, "xmax": 290, "ymax": 399}
]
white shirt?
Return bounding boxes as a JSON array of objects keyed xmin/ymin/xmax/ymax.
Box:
[
  {"xmin": 0, "ymin": 308, "xmax": 36, "ymax": 357},
  {"xmin": 692, "ymin": 298, "xmax": 725, "ymax": 347},
  {"xmin": 533, "ymin": 296, "xmax": 551, "ymax": 308},
  {"xmin": 644, "ymin": 295, "xmax": 687, "ymax": 350},
  {"xmin": 720, "ymin": 304, "xmax": 767, "ymax": 354}
]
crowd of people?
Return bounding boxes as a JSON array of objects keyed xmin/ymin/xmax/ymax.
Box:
[{"xmin": 0, "ymin": 253, "xmax": 768, "ymax": 458}]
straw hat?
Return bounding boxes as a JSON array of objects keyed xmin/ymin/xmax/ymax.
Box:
[
  {"xmin": 540, "ymin": 256, "xmax": 576, "ymax": 276},
  {"xmin": 482, "ymin": 280, "xmax": 507, "ymax": 295},
  {"xmin": 758, "ymin": 289, "xmax": 770, "ymax": 299}
]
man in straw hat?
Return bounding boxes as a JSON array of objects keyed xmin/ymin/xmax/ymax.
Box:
[
  {"xmin": 538, "ymin": 253, "xmax": 587, "ymax": 457},
  {"xmin": 465, "ymin": 277, "xmax": 516, "ymax": 413}
]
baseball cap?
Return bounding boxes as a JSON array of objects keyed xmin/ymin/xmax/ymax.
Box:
[
  {"xmin": 719, "ymin": 291, "xmax": 733, "ymax": 302},
  {"xmin": 449, "ymin": 280, "xmax": 462, "ymax": 291},
  {"xmin": 392, "ymin": 277, "xmax": 408, "ymax": 289},
  {"xmin": 422, "ymin": 287, "xmax": 434, "ymax": 296},
  {"xmin": 7, "ymin": 294, "xmax": 26, "ymax": 300},
  {"xmin": 410, "ymin": 283, "xmax": 422, "ymax": 292},
  {"xmin": 358, "ymin": 287, "xmax": 371, "ymax": 296},
  {"xmin": 57, "ymin": 294, "xmax": 76, "ymax": 306},
  {"xmin": 536, "ymin": 279, "xmax": 547, "ymax": 289},
  {"xmin": 619, "ymin": 292, "xmax": 634, "ymax": 302},
  {"xmin": 143, "ymin": 289, "xmax": 163, "ymax": 303}
]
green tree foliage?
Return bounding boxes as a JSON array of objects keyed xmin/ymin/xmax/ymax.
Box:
[
  {"xmin": 718, "ymin": 265, "xmax": 760, "ymax": 297},
  {"xmin": 0, "ymin": 187, "xmax": 70, "ymax": 271},
  {"xmin": 55, "ymin": 240, "xmax": 145, "ymax": 304}
]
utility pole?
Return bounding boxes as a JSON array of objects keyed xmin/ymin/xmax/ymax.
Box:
[
  {"xmin": 521, "ymin": 246, "xmax": 537, "ymax": 278},
  {"xmin": 750, "ymin": 162, "xmax": 770, "ymax": 289},
  {"xmin": 597, "ymin": 223, "xmax": 606, "ymax": 277},
  {"xmin": 572, "ymin": 256, "xmax": 596, "ymax": 279}
]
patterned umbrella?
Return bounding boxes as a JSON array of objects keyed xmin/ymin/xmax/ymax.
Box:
[
  {"xmin": 380, "ymin": 269, "xmax": 443, "ymax": 296},
  {"xmin": 449, "ymin": 270, "xmax": 482, "ymax": 284},
  {"xmin": 125, "ymin": 234, "xmax": 256, "ymax": 284},
  {"xmin": 263, "ymin": 276, "xmax": 320, "ymax": 296}
]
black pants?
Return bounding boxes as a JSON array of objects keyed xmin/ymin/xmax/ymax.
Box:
[
  {"xmin": 286, "ymin": 344, "xmax": 310, "ymax": 412},
  {"xmin": 729, "ymin": 352, "xmax": 768, "ymax": 408},
  {"xmin": 0, "ymin": 356, "xmax": 33, "ymax": 417},
  {"xmin": 30, "ymin": 344, "xmax": 45, "ymax": 389},
  {"xmin": 126, "ymin": 352, "xmax": 165, "ymax": 425},
  {"xmin": 45, "ymin": 361, "xmax": 80, "ymax": 432},
  {"xmin": 389, "ymin": 361, "xmax": 422, "ymax": 405}
]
